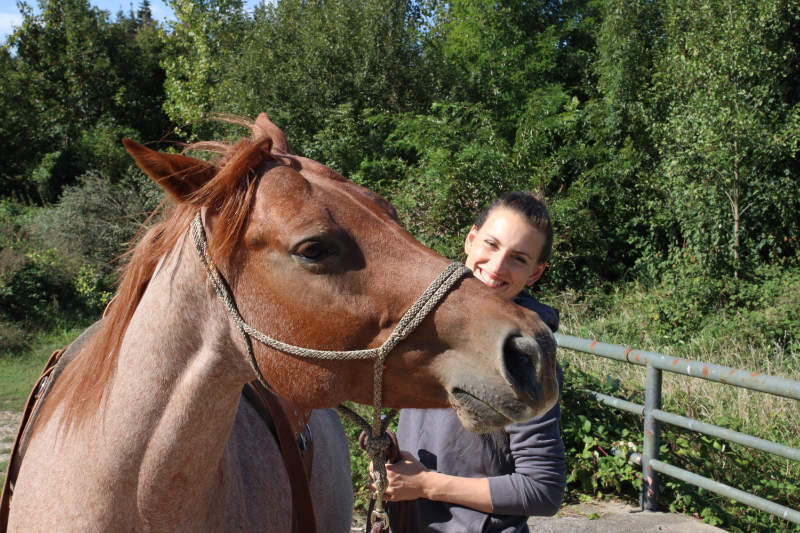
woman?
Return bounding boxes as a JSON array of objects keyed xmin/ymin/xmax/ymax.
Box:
[{"xmin": 373, "ymin": 191, "xmax": 566, "ymax": 532}]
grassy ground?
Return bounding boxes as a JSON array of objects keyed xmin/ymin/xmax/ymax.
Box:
[
  {"xmin": 0, "ymin": 323, "xmax": 92, "ymax": 487},
  {"xmin": 0, "ymin": 325, "xmax": 89, "ymax": 411}
]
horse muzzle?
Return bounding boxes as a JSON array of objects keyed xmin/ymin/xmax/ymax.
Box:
[{"xmin": 446, "ymin": 331, "xmax": 558, "ymax": 433}]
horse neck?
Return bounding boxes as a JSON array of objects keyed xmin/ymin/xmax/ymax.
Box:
[{"xmin": 101, "ymin": 231, "xmax": 254, "ymax": 524}]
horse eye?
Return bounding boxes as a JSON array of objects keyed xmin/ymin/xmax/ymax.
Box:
[{"xmin": 294, "ymin": 241, "xmax": 335, "ymax": 262}]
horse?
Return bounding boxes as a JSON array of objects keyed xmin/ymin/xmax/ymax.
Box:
[{"xmin": 4, "ymin": 114, "xmax": 559, "ymax": 532}]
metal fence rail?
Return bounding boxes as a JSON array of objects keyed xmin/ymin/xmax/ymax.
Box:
[{"xmin": 555, "ymin": 333, "xmax": 800, "ymax": 526}]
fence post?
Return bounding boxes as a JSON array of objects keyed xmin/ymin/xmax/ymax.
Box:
[{"xmin": 642, "ymin": 363, "xmax": 662, "ymax": 511}]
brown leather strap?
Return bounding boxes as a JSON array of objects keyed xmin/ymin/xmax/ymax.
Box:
[
  {"xmin": 1, "ymin": 348, "xmax": 64, "ymax": 532},
  {"xmin": 244, "ymin": 382, "xmax": 317, "ymax": 533}
]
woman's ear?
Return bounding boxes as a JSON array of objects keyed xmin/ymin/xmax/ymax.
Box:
[
  {"xmin": 464, "ymin": 225, "xmax": 479, "ymax": 256},
  {"xmin": 526, "ymin": 262, "xmax": 547, "ymax": 286}
]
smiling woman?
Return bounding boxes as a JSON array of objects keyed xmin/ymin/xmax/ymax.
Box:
[
  {"xmin": 464, "ymin": 201, "xmax": 551, "ymax": 301},
  {"xmin": 377, "ymin": 191, "xmax": 565, "ymax": 533}
]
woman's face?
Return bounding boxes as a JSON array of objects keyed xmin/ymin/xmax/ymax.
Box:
[{"xmin": 464, "ymin": 206, "xmax": 547, "ymax": 301}]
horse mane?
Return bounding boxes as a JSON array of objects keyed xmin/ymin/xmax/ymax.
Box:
[{"xmin": 48, "ymin": 119, "xmax": 276, "ymax": 430}]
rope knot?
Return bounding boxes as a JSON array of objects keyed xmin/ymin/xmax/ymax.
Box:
[
  {"xmin": 365, "ymin": 433, "xmax": 391, "ymax": 455},
  {"xmin": 357, "ymin": 428, "xmax": 400, "ymax": 464}
]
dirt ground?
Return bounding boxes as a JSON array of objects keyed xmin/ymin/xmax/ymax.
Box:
[{"xmin": 0, "ymin": 410, "xmax": 21, "ymax": 468}]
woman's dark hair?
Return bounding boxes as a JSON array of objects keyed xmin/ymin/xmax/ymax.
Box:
[{"xmin": 473, "ymin": 191, "xmax": 553, "ymax": 264}]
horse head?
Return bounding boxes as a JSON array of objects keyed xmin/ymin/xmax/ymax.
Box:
[{"xmin": 122, "ymin": 113, "xmax": 558, "ymax": 433}]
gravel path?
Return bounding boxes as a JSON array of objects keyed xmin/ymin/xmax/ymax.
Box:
[{"xmin": 1, "ymin": 410, "xmax": 22, "ymax": 468}]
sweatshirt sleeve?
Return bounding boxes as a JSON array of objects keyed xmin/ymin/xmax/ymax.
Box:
[{"xmin": 487, "ymin": 400, "xmax": 567, "ymax": 516}]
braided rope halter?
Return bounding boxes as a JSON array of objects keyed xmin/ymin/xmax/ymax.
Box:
[{"xmin": 190, "ymin": 213, "xmax": 470, "ymax": 531}]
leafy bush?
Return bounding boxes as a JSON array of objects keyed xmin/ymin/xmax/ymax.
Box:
[
  {"xmin": 29, "ymin": 165, "xmax": 162, "ymax": 274},
  {"xmin": 560, "ymin": 359, "xmax": 800, "ymax": 532},
  {"xmin": 0, "ymin": 166, "xmax": 162, "ymax": 347},
  {"xmin": 0, "ymin": 249, "xmax": 76, "ymax": 326},
  {"xmin": 0, "ymin": 321, "xmax": 27, "ymax": 352},
  {"xmin": 560, "ymin": 363, "xmax": 642, "ymax": 499},
  {"xmin": 74, "ymin": 264, "xmax": 114, "ymax": 316},
  {"xmin": 389, "ymin": 102, "xmax": 526, "ymax": 259}
]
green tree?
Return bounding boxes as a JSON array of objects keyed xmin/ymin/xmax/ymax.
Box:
[
  {"xmin": 509, "ymin": 0, "xmax": 661, "ymax": 288},
  {"xmin": 107, "ymin": 1, "xmax": 171, "ymax": 143},
  {"xmin": 389, "ymin": 102, "xmax": 522, "ymax": 259},
  {"xmin": 208, "ymin": 0, "xmax": 434, "ymax": 150},
  {"xmin": 2, "ymin": 0, "xmax": 171, "ymax": 201},
  {"xmin": 0, "ymin": 47, "xmax": 41, "ymax": 200},
  {"xmin": 429, "ymin": 0, "xmax": 599, "ymax": 140},
  {"xmin": 5, "ymin": 0, "xmax": 115, "ymax": 200},
  {"xmin": 161, "ymin": 0, "xmax": 248, "ymax": 138},
  {"xmin": 652, "ymin": 0, "xmax": 800, "ymax": 279}
]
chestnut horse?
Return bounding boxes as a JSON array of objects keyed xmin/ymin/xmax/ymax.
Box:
[{"xmin": 5, "ymin": 114, "xmax": 559, "ymax": 532}]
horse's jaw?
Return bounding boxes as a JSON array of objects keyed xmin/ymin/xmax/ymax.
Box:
[{"xmin": 446, "ymin": 375, "xmax": 558, "ymax": 434}]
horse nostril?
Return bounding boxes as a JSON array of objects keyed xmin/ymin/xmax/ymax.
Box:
[{"xmin": 502, "ymin": 335, "xmax": 539, "ymax": 400}]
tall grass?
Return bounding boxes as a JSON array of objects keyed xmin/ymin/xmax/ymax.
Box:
[{"xmin": 551, "ymin": 288, "xmax": 800, "ymax": 446}]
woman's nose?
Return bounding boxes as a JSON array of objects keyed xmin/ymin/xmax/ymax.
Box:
[{"xmin": 488, "ymin": 251, "xmax": 510, "ymax": 273}]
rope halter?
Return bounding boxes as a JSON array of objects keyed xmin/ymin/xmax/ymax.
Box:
[{"xmin": 189, "ymin": 212, "xmax": 470, "ymax": 531}]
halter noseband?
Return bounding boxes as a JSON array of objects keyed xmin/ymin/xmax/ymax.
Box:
[{"xmin": 189, "ymin": 212, "xmax": 470, "ymax": 530}]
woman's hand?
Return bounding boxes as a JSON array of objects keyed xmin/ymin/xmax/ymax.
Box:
[
  {"xmin": 369, "ymin": 450, "xmax": 493, "ymax": 512},
  {"xmin": 369, "ymin": 451, "xmax": 431, "ymax": 502}
]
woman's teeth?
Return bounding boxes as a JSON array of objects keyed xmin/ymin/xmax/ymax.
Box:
[{"xmin": 477, "ymin": 269, "xmax": 505, "ymax": 288}]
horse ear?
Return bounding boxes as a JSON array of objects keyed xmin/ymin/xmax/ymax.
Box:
[
  {"xmin": 254, "ymin": 113, "xmax": 291, "ymax": 153},
  {"xmin": 122, "ymin": 138, "xmax": 217, "ymax": 201}
]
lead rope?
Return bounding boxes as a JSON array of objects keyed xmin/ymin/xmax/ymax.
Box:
[{"xmin": 190, "ymin": 213, "xmax": 470, "ymax": 532}]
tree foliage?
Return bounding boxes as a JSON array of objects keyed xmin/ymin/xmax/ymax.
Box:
[
  {"xmin": 2, "ymin": 0, "xmax": 170, "ymax": 202},
  {"xmin": 1, "ymin": 0, "xmax": 799, "ymax": 338},
  {"xmin": 652, "ymin": 0, "xmax": 800, "ymax": 279}
]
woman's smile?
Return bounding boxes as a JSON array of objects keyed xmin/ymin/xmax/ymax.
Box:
[{"xmin": 473, "ymin": 266, "xmax": 507, "ymax": 289}]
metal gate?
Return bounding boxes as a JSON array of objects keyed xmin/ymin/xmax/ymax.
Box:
[{"xmin": 555, "ymin": 333, "xmax": 800, "ymax": 525}]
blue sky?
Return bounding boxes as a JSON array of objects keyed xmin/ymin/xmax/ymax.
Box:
[{"xmin": 1, "ymin": 1, "xmax": 262, "ymax": 42}]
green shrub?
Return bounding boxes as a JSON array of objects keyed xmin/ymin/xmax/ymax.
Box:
[
  {"xmin": 560, "ymin": 363, "xmax": 642, "ymax": 500},
  {"xmin": 0, "ymin": 249, "xmax": 77, "ymax": 327},
  {"xmin": 29, "ymin": 166, "xmax": 162, "ymax": 274},
  {"xmin": 0, "ymin": 320, "xmax": 27, "ymax": 352},
  {"xmin": 74, "ymin": 264, "xmax": 114, "ymax": 316},
  {"xmin": 0, "ymin": 166, "xmax": 160, "ymax": 336},
  {"xmin": 0, "ymin": 199, "xmax": 36, "ymax": 252},
  {"xmin": 553, "ymin": 273, "xmax": 800, "ymax": 531},
  {"xmin": 560, "ymin": 358, "xmax": 800, "ymax": 531}
]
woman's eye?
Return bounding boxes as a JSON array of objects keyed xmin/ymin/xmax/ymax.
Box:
[{"xmin": 295, "ymin": 241, "xmax": 334, "ymax": 262}]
